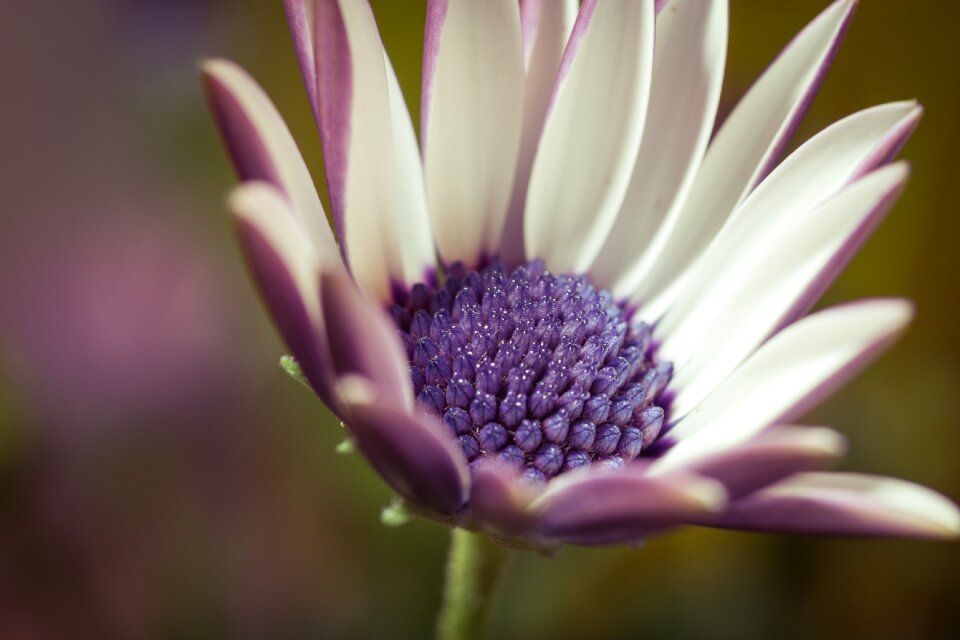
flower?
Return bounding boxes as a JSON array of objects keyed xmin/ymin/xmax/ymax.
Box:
[{"xmin": 202, "ymin": 0, "xmax": 959, "ymax": 546}]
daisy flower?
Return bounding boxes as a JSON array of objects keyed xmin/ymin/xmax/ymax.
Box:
[{"xmin": 202, "ymin": 0, "xmax": 959, "ymax": 550}]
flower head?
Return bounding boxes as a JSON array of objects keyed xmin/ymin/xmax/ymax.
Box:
[{"xmin": 203, "ymin": 0, "xmax": 959, "ymax": 546}]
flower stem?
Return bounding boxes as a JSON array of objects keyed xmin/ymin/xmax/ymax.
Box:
[{"xmin": 435, "ymin": 528, "xmax": 507, "ymax": 640}]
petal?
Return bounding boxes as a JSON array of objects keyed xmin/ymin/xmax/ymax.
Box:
[
  {"xmin": 519, "ymin": 0, "xmax": 577, "ymax": 64},
  {"xmin": 653, "ymin": 299, "xmax": 914, "ymax": 473},
  {"xmin": 422, "ymin": 0, "xmax": 525, "ymax": 267},
  {"xmin": 524, "ymin": 0, "xmax": 656, "ymax": 274},
  {"xmin": 319, "ymin": 268, "xmax": 413, "ymax": 412},
  {"xmin": 339, "ymin": 376, "xmax": 469, "ymax": 513},
  {"xmin": 229, "ymin": 182, "xmax": 336, "ymax": 404},
  {"xmin": 589, "ymin": 0, "xmax": 728, "ymax": 291},
  {"xmin": 695, "ymin": 473, "xmax": 960, "ymax": 539},
  {"xmin": 313, "ymin": 0, "xmax": 435, "ymax": 302},
  {"xmin": 624, "ymin": 0, "xmax": 858, "ymax": 313},
  {"xmin": 669, "ymin": 163, "xmax": 910, "ymax": 417},
  {"xmin": 385, "ymin": 59, "xmax": 438, "ymax": 288},
  {"xmin": 469, "ymin": 460, "xmax": 540, "ymax": 536},
  {"xmin": 500, "ymin": 0, "xmax": 578, "ymax": 266},
  {"xmin": 282, "ymin": 0, "xmax": 318, "ymax": 118},
  {"xmin": 677, "ymin": 426, "xmax": 847, "ymax": 499},
  {"xmin": 202, "ymin": 58, "xmax": 340, "ymax": 263},
  {"xmin": 529, "ymin": 466, "xmax": 726, "ymax": 545},
  {"xmin": 655, "ymin": 101, "xmax": 921, "ymax": 349}
]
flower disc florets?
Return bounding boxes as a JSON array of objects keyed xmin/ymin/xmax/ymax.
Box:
[{"xmin": 389, "ymin": 260, "xmax": 672, "ymax": 483}]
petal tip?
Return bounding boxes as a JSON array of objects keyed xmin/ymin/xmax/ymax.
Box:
[
  {"xmin": 198, "ymin": 56, "xmax": 228, "ymax": 77},
  {"xmin": 824, "ymin": 0, "xmax": 857, "ymax": 28},
  {"xmin": 939, "ymin": 514, "xmax": 960, "ymax": 539},
  {"xmin": 855, "ymin": 298, "xmax": 916, "ymax": 334},
  {"xmin": 686, "ymin": 475, "xmax": 729, "ymax": 514},
  {"xmin": 227, "ymin": 180, "xmax": 281, "ymax": 214},
  {"xmin": 898, "ymin": 101, "xmax": 924, "ymax": 131},
  {"xmin": 804, "ymin": 426, "xmax": 849, "ymax": 458},
  {"xmin": 887, "ymin": 160, "xmax": 912, "ymax": 182},
  {"xmin": 336, "ymin": 373, "xmax": 378, "ymax": 407},
  {"xmin": 889, "ymin": 298, "xmax": 917, "ymax": 327},
  {"xmin": 910, "ymin": 499, "xmax": 960, "ymax": 539},
  {"xmin": 199, "ymin": 56, "xmax": 246, "ymax": 88},
  {"xmin": 932, "ymin": 518, "xmax": 960, "ymax": 539},
  {"xmin": 907, "ymin": 487, "xmax": 960, "ymax": 539},
  {"xmin": 886, "ymin": 100, "xmax": 924, "ymax": 127}
]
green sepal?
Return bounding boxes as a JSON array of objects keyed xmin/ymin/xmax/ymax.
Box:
[
  {"xmin": 335, "ymin": 438, "xmax": 356, "ymax": 455},
  {"xmin": 381, "ymin": 499, "xmax": 412, "ymax": 528},
  {"xmin": 278, "ymin": 355, "xmax": 311, "ymax": 389}
]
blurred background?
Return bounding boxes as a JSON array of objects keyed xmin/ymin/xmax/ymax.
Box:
[{"xmin": 1, "ymin": 1, "xmax": 958, "ymax": 638}]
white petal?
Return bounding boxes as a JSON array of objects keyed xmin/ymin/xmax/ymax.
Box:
[
  {"xmin": 589, "ymin": 0, "xmax": 728, "ymax": 291},
  {"xmin": 674, "ymin": 425, "xmax": 848, "ymax": 499},
  {"xmin": 623, "ymin": 0, "xmax": 857, "ymax": 309},
  {"xmin": 655, "ymin": 101, "xmax": 921, "ymax": 355},
  {"xmin": 669, "ymin": 163, "xmax": 910, "ymax": 417},
  {"xmin": 385, "ymin": 58, "xmax": 437, "ymax": 287},
  {"xmin": 651, "ymin": 299, "xmax": 913, "ymax": 473},
  {"xmin": 313, "ymin": 0, "xmax": 434, "ymax": 302},
  {"xmin": 422, "ymin": 0, "xmax": 525, "ymax": 267},
  {"xmin": 228, "ymin": 182, "xmax": 339, "ymax": 407},
  {"xmin": 229, "ymin": 182, "xmax": 321, "ymax": 323},
  {"xmin": 698, "ymin": 473, "xmax": 960, "ymax": 539},
  {"xmin": 500, "ymin": 0, "xmax": 578, "ymax": 266},
  {"xmin": 202, "ymin": 58, "xmax": 339, "ymax": 263},
  {"xmin": 524, "ymin": 0, "xmax": 656, "ymax": 274}
]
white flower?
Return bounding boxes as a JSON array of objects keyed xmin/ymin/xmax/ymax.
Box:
[{"xmin": 202, "ymin": 0, "xmax": 958, "ymax": 545}]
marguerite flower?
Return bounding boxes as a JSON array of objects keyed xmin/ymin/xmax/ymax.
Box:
[{"xmin": 203, "ymin": 0, "xmax": 960, "ymax": 547}]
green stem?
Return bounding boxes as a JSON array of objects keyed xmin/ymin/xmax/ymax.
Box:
[{"xmin": 435, "ymin": 528, "xmax": 507, "ymax": 640}]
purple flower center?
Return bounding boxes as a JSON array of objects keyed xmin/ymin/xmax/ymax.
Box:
[{"xmin": 389, "ymin": 260, "xmax": 671, "ymax": 482}]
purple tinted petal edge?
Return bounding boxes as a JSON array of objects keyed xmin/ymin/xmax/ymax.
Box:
[
  {"xmin": 469, "ymin": 460, "xmax": 540, "ymax": 536},
  {"xmin": 679, "ymin": 427, "xmax": 846, "ymax": 500},
  {"xmin": 234, "ymin": 215, "xmax": 336, "ymax": 408},
  {"xmin": 779, "ymin": 166, "xmax": 908, "ymax": 329},
  {"xmin": 850, "ymin": 106, "xmax": 922, "ymax": 181},
  {"xmin": 531, "ymin": 466, "xmax": 725, "ymax": 545},
  {"xmin": 770, "ymin": 298, "xmax": 913, "ymax": 427},
  {"xmin": 282, "ymin": 0, "xmax": 319, "ymax": 119},
  {"xmin": 345, "ymin": 396, "xmax": 469, "ymax": 513},
  {"xmin": 319, "ymin": 268, "xmax": 413, "ymax": 412},
  {"xmin": 692, "ymin": 476, "xmax": 959, "ymax": 539},
  {"xmin": 752, "ymin": 0, "xmax": 857, "ymax": 187},
  {"xmin": 420, "ymin": 0, "xmax": 449, "ymax": 152},
  {"xmin": 202, "ymin": 64, "xmax": 285, "ymax": 191},
  {"xmin": 312, "ymin": 0, "xmax": 353, "ymax": 253},
  {"xmin": 545, "ymin": 0, "xmax": 597, "ymax": 116},
  {"xmin": 519, "ymin": 0, "xmax": 543, "ymax": 60}
]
